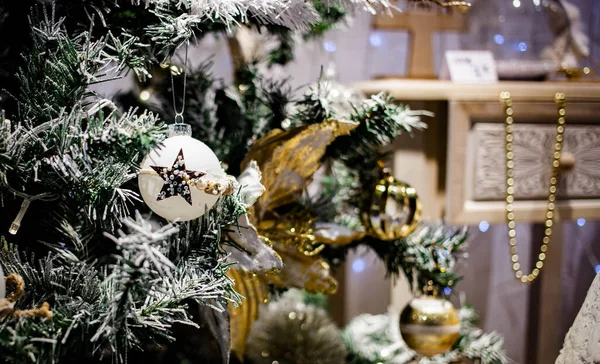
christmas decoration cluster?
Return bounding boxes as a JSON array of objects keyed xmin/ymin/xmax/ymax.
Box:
[{"xmin": 0, "ymin": 0, "xmax": 506, "ymax": 363}]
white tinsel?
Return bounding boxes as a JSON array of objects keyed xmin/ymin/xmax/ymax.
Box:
[{"xmin": 141, "ymin": 0, "xmax": 319, "ymax": 30}]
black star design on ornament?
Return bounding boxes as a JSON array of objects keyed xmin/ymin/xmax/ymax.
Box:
[{"xmin": 151, "ymin": 149, "xmax": 206, "ymax": 205}]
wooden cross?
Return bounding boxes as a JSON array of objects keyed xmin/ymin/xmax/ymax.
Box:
[{"xmin": 372, "ymin": 9, "xmax": 468, "ymax": 79}]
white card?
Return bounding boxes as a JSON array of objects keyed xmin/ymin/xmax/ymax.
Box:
[{"xmin": 441, "ymin": 50, "xmax": 498, "ymax": 83}]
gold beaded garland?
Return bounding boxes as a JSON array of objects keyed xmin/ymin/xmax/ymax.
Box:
[{"xmin": 499, "ymin": 92, "xmax": 566, "ymax": 284}]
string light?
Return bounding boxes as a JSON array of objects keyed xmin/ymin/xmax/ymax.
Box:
[
  {"xmin": 577, "ymin": 218, "xmax": 586, "ymax": 227},
  {"xmin": 352, "ymin": 258, "xmax": 366, "ymax": 273},
  {"xmin": 139, "ymin": 89, "xmax": 151, "ymax": 102},
  {"xmin": 518, "ymin": 42, "xmax": 527, "ymax": 52},
  {"xmin": 494, "ymin": 34, "xmax": 505, "ymax": 45},
  {"xmin": 478, "ymin": 221, "xmax": 490, "ymax": 232},
  {"xmin": 369, "ymin": 33, "xmax": 383, "ymax": 47},
  {"xmin": 323, "ymin": 40, "xmax": 337, "ymax": 53}
]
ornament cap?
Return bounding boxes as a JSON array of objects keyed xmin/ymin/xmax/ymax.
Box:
[
  {"xmin": 168, "ymin": 123, "xmax": 192, "ymax": 137},
  {"xmin": 423, "ymin": 280, "xmax": 439, "ymax": 297}
]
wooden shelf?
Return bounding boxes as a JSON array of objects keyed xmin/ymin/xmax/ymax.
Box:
[{"xmin": 353, "ymin": 79, "xmax": 600, "ymax": 101}]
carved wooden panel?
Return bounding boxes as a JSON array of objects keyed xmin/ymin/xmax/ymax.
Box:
[{"xmin": 472, "ymin": 124, "xmax": 600, "ymax": 201}]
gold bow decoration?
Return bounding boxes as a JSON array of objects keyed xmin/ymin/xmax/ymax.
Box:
[
  {"xmin": 241, "ymin": 119, "xmax": 365, "ymax": 292},
  {"xmin": 226, "ymin": 119, "xmax": 367, "ymax": 358}
]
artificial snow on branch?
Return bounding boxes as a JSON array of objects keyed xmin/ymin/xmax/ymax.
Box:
[{"xmin": 141, "ymin": 0, "xmax": 320, "ymax": 30}]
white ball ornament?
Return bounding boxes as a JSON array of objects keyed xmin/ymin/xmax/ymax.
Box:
[{"xmin": 139, "ymin": 123, "xmax": 224, "ymax": 221}]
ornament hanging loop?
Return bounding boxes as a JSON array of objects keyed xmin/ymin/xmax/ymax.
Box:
[
  {"xmin": 170, "ymin": 41, "xmax": 189, "ymax": 126},
  {"xmin": 174, "ymin": 112, "xmax": 185, "ymax": 124}
]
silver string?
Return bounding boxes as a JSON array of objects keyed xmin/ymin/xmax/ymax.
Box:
[{"xmin": 171, "ymin": 42, "xmax": 189, "ymax": 124}]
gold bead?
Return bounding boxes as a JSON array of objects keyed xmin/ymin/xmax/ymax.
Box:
[
  {"xmin": 516, "ymin": 271, "xmax": 523, "ymax": 279},
  {"xmin": 532, "ymin": 268, "xmax": 540, "ymax": 276},
  {"xmin": 559, "ymin": 109, "xmax": 566, "ymax": 116},
  {"xmin": 511, "ymin": 255, "xmax": 519, "ymax": 263},
  {"xmin": 542, "ymin": 236, "xmax": 550, "ymax": 244},
  {"xmin": 509, "ymin": 237, "xmax": 517, "ymax": 246},
  {"xmin": 541, "ymin": 245, "xmax": 548, "ymax": 252},
  {"xmin": 507, "ymin": 195, "xmax": 514, "ymax": 203},
  {"xmin": 500, "ymin": 91, "xmax": 511, "ymax": 100},
  {"xmin": 507, "ymin": 203, "xmax": 513, "ymax": 211},
  {"xmin": 555, "ymin": 92, "xmax": 565, "ymax": 100},
  {"xmin": 521, "ymin": 276, "xmax": 529, "ymax": 283},
  {"xmin": 506, "ymin": 116, "xmax": 514, "ymax": 124},
  {"xmin": 513, "ymin": 263, "xmax": 520, "ymax": 271},
  {"xmin": 536, "ymin": 261, "xmax": 544, "ymax": 269},
  {"xmin": 511, "ymin": 246, "xmax": 518, "ymax": 254},
  {"xmin": 506, "ymin": 108, "xmax": 513, "ymax": 116},
  {"xmin": 557, "ymin": 135, "xmax": 563, "ymax": 142},
  {"xmin": 509, "ymin": 230, "xmax": 516, "ymax": 238},
  {"xmin": 546, "ymin": 211, "xmax": 553, "ymax": 219},
  {"xmin": 553, "ymin": 152, "xmax": 561, "ymax": 159},
  {"xmin": 555, "ymin": 143, "xmax": 562, "ymax": 150},
  {"xmin": 508, "ymin": 221, "xmax": 516, "ymax": 229},
  {"xmin": 548, "ymin": 202, "xmax": 555, "ymax": 210},
  {"xmin": 558, "ymin": 117, "xmax": 565, "ymax": 124},
  {"xmin": 507, "ymin": 152, "xmax": 514, "ymax": 160},
  {"xmin": 506, "ymin": 135, "xmax": 513, "ymax": 142},
  {"xmin": 507, "ymin": 169, "xmax": 514, "ymax": 177},
  {"xmin": 550, "ymin": 177, "xmax": 557, "ymax": 184},
  {"xmin": 507, "ymin": 143, "xmax": 513, "ymax": 152},
  {"xmin": 545, "ymin": 220, "xmax": 553, "ymax": 227},
  {"xmin": 549, "ymin": 194, "xmax": 556, "ymax": 202},
  {"xmin": 507, "ymin": 177, "xmax": 514, "ymax": 186},
  {"xmin": 545, "ymin": 228, "xmax": 552, "ymax": 235},
  {"xmin": 557, "ymin": 126, "xmax": 564, "ymax": 134},
  {"xmin": 553, "ymin": 160, "xmax": 560, "ymax": 168},
  {"xmin": 539, "ymin": 253, "xmax": 546, "ymax": 260},
  {"xmin": 507, "ymin": 186, "xmax": 514, "ymax": 194},
  {"xmin": 528, "ymin": 275, "xmax": 535, "ymax": 282},
  {"xmin": 507, "ymin": 212, "xmax": 515, "ymax": 220}
]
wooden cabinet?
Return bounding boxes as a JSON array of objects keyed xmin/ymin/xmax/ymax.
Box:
[{"xmin": 354, "ymin": 79, "xmax": 600, "ymax": 224}]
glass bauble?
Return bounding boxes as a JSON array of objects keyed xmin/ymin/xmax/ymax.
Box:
[
  {"xmin": 138, "ymin": 124, "xmax": 222, "ymax": 221},
  {"xmin": 399, "ymin": 294, "xmax": 460, "ymax": 357},
  {"xmin": 363, "ymin": 173, "xmax": 422, "ymax": 241}
]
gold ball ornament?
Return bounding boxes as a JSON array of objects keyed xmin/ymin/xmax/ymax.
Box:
[
  {"xmin": 363, "ymin": 173, "xmax": 422, "ymax": 241},
  {"xmin": 399, "ymin": 292, "xmax": 460, "ymax": 357}
]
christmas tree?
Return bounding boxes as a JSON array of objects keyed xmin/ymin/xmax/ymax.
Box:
[{"xmin": 0, "ymin": 1, "xmax": 506, "ymax": 363}]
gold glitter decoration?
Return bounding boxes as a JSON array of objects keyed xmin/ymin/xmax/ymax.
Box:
[
  {"xmin": 228, "ymin": 268, "xmax": 268, "ymax": 360},
  {"xmin": 228, "ymin": 119, "xmax": 363, "ymax": 358},
  {"xmin": 242, "ymin": 119, "xmax": 358, "ymax": 220},
  {"xmin": 239, "ymin": 119, "xmax": 362, "ymax": 293}
]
